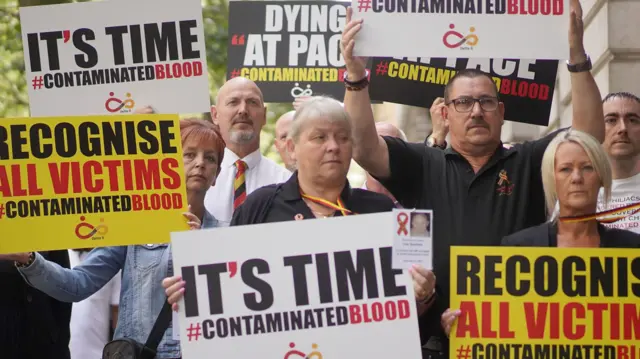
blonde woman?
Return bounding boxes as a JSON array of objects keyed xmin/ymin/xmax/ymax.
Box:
[{"xmin": 441, "ymin": 130, "xmax": 640, "ymax": 337}]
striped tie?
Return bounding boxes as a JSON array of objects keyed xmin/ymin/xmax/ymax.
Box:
[{"xmin": 233, "ymin": 160, "xmax": 248, "ymax": 210}]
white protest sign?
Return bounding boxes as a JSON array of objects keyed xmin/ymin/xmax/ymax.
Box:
[
  {"xmin": 351, "ymin": 0, "xmax": 570, "ymax": 60},
  {"xmin": 20, "ymin": 0, "xmax": 210, "ymax": 117},
  {"xmin": 171, "ymin": 213, "xmax": 422, "ymax": 358}
]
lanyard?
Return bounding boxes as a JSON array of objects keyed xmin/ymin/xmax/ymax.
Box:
[
  {"xmin": 559, "ymin": 202, "xmax": 640, "ymax": 223},
  {"xmin": 301, "ymin": 193, "xmax": 355, "ymax": 216}
]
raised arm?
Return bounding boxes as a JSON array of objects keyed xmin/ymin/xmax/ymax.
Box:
[
  {"xmin": 568, "ymin": 0, "xmax": 604, "ymax": 142},
  {"xmin": 341, "ymin": 7, "xmax": 390, "ymax": 179}
]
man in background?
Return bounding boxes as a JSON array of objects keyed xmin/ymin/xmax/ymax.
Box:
[
  {"xmin": 597, "ymin": 92, "xmax": 640, "ymax": 233},
  {"xmin": 274, "ymin": 111, "xmax": 296, "ymax": 171},
  {"xmin": 204, "ymin": 77, "xmax": 292, "ymax": 224}
]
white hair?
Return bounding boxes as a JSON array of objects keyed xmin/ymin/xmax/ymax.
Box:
[
  {"xmin": 398, "ymin": 129, "xmax": 408, "ymax": 141},
  {"xmin": 541, "ymin": 129, "xmax": 612, "ymax": 220},
  {"xmin": 288, "ymin": 96, "xmax": 351, "ymax": 143}
]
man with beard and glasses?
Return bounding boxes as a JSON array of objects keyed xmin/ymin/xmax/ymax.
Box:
[
  {"xmin": 204, "ymin": 77, "xmax": 292, "ymax": 224},
  {"xmin": 339, "ymin": 0, "xmax": 605, "ymax": 356}
]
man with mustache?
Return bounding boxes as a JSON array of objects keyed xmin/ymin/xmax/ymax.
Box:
[
  {"xmin": 204, "ymin": 77, "xmax": 292, "ymax": 224},
  {"xmin": 339, "ymin": 0, "xmax": 605, "ymax": 357},
  {"xmin": 596, "ymin": 92, "xmax": 640, "ymax": 233}
]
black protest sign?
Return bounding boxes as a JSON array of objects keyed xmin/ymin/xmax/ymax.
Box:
[
  {"xmin": 227, "ymin": 1, "xmax": 374, "ymax": 103},
  {"xmin": 369, "ymin": 57, "xmax": 559, "ymax": 126}
]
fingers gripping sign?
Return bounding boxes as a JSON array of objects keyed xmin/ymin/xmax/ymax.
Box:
[
  {"xmin": 409, "ymin": 264, "xmax": 436, "ymax": 302},
  {"xmin": 340, "ymin": 7, "xmax": 368, "ymax": 80},
  {"xmin": 182, "ymin": 205, "xmax": 202, "ymax": 230},
  {"xmin": 163, "ymin": 275, "xmax": 186, "ymax": 312},
  {"xmin": 442, "ymin": 308, "xmax": 462, "ymax": 337}
]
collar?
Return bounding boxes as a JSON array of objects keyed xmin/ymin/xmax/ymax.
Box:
[
  {"xmin": 280, "ymin": 171, "xmax": 353, "ymax": 204},
  {"xmin": 444, "ymin": 142, "xmax": 518, "ymax": 158},
  {"xmin": 202, "ymin": 209, "xmax": 219, "ymax": 229},
  {"xmin": 222, "ymin": 148, "xmax": 262, "ymax": 170},
  {"xmin": 547, "ymin": 221, "xmax": 609, "ymax": 247}
]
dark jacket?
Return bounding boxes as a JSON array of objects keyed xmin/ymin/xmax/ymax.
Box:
[
  {"xmin": 0, "ymin": 250, "xmax": 71, "ymax": 359},
  {"xmin": 231, "ymin": 171, "xmax": 397, "ymax": 225},
  {"xmin": 502, "ymin": 221, "xmax": 640, "ymax": 248}
]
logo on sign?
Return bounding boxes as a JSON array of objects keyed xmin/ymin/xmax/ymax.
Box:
[
  {"xmin": 284, "ymin": 342, "xmax": 323, "ymax": 359},
  {"xmin": 74, "ymin": 216, "xmax": 109, "ymax": 240},
  {"xmin": 443, "ymin": 24, "xmax": 478, "ymax": 49},
  {"xmin": 105, "ymin": 92, "xmax": 135, "ymax": 113},
  {"xmin": 291, "ymin": 83, "xmax": 313, "ymax": 98}
]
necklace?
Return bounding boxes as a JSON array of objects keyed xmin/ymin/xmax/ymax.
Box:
[{"xmin": 311, "ymin": 209, "xmax": 335, "ymax": 218}]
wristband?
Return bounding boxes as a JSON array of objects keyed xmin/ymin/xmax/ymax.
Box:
[
  {"xmin": 343, "ymin": 70, "xmax": 370, "ymax": 91},
  {"xmin": 15, "ymin": 252, "xmax": 35, "ymax": 269}
]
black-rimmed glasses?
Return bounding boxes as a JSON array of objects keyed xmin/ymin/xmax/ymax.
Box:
[{"xmin": 446, "ymin": 97, "xmax": 499, "ymax": 112}]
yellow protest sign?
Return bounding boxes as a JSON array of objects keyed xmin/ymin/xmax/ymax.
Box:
[
  {"xmin": 0, "ymin": 114, "xmax": 189, "ymax": 254},
  {"xmin": 450, "ymin": 246, "xmax": 640, "ymax": 359}
]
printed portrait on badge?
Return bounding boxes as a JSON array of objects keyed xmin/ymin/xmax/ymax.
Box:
[{"xmin": 410, "ymin": 211, "xmax": 432, "ymax": 238}]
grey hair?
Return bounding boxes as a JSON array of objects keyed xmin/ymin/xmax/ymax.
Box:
[
  {"xmin": 288, "ymin": 96, "xmax": 352, "ymax": 143},
  {"xmin": 541, "ymin": 129, "xmax": 612, "ymax": 220},
  {"xmin": 398, "ymin": 129, "xmax": 408, "ymax": 141}
]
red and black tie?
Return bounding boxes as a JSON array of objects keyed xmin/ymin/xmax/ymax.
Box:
[{"xmin": 233, "ymin": 160, "xmax": 248, "ymax": 210}]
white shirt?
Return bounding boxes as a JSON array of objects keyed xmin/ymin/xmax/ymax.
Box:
[
  {"xmin": 596, "ymin": 172, "xmax": 640, "ymax": 234},
  {"xmin": 204, "ymin": 148, "xmax": 292, "ymax": 223},
  {"xmin": 68, "ymin": 250, "xmax": 121, "ymax": 359}
]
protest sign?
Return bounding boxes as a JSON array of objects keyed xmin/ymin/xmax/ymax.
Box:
[
  {"xmin": 19, "ymin": 0, "xmax": 210, "ymax": 117},
  {"xmin": 370, "ymin": 57, "xmax": 559, "ymax": 126},
  {"xmin": 351, "ymin": 0, "xmax": 570, "ymax": 60},
  {"xmin": 227, "ymin": 1, "xmax": 375, "ymax": 103},
  {"xmin": 450, "ymin": 246, "xmax": 640, "ymax": 358},
  {"xmin": 171, "ymin": 213, "xmax": 422, "ymax": 358},
  {"xmin": 0, "ymin": 114, "xmax": 188, "ymax": 254}
]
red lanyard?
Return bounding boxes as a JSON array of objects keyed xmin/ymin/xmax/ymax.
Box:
[
  {"xmin": 559, "ymin": 202, "xmax": 640, "ymax": 223},
  {"xmin": 301, "ymin": 193, "xmax": 356, "ymax": 216}
]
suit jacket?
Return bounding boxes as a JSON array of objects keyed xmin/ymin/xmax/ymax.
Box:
[{"xmin": 502, "ymin": 222, "xmax": 640, "ymax": 248}]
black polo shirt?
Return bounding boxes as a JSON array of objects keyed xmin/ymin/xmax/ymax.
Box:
[
  {"xmin": 231, "ymin": 171, "xmax": 396, "ymax": 225},
  {"xmin": 378, "ymin": 129, "xmax": 565, "ymax": 349}
]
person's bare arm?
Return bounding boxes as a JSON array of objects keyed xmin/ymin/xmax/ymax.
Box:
[
  {"xmin": 567, "ymin": 0, "xmax": 604, "ymax": 142},
  {"xmin": 341, "ymin": 7, "xmax": 390, "ymax": 179}
]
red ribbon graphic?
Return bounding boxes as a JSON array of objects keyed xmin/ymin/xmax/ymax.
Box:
[{"xmin": 397, "ymin": 213, "xmax": 409, "ymax": 235}]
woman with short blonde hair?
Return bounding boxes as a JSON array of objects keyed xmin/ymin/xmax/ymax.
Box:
[
  {"xmin": 501, "ymin": 129, "xmax": 638, "ymax": 248},
  {"xmin": 541, "ymin": 129, "xmax": 612, "ymax": 219},
  {"xmin": 442, "ymin": 129, "xmax": 639, "ymax": 338},
  {"xmin": 163, "ymin": 96, "xmax": 440, "ymax": 334}
]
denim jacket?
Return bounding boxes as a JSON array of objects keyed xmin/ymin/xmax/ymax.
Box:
[{"xmin": 18, "ymin": 211, "xmax": 218, "ymax": 359}]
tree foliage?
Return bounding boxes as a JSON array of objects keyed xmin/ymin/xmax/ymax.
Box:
[{"xmin": 0, "ymin": 0, "xmax": 292, "ymax": 162}]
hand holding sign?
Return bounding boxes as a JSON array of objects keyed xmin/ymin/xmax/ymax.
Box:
[
  {"xmin": 183, "ymin": 205, "xmax": 202, "ymax": 230},
  {"xmin": 441, "ymin": 308, "xmax": 461, "ymax": 337},
  {"xmin": 430, "ymin": 97, "xmax": 448, "ymax": 141},
  {"xmin": 408, "ymin": 264, "xmax": 435, "ymax": 302},
  {"xmin": 340, "ymin": 7, "xmax": 367, "ymax": 80},
  {"xmin": 568, "ymin": 0, "xmax": 586, "ymax": 63},
  {"xmin": 162, "ymin": 275, "xmax": 186, "ymax": 311}
]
